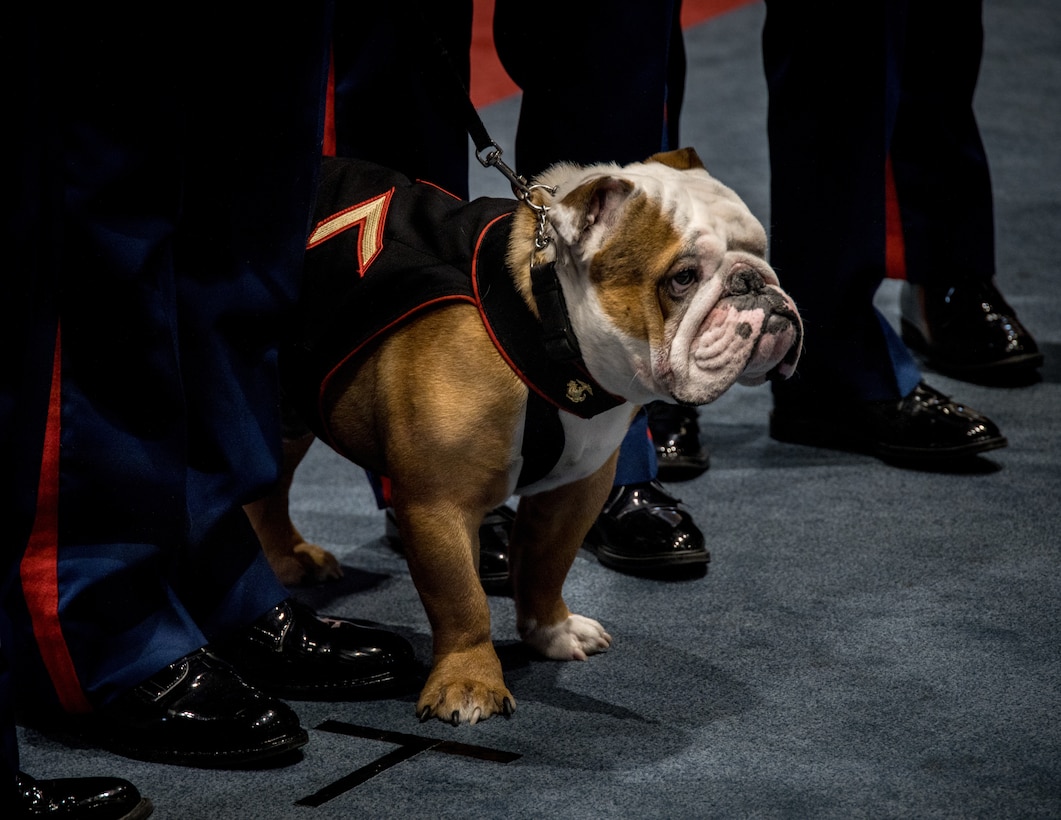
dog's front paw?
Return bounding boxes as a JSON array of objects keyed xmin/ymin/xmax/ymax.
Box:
[
  {"xmin": 416, "ymin": 650, "xmax": 515, "ymax": 726},
  {"xmin": 520, "ymin": 615, "xmax": 612, "ymax": 661}
]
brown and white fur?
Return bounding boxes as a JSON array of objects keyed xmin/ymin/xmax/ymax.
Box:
[{"xmin": 245, "ymin": 148, "xmax": 801, "ymax": 725}]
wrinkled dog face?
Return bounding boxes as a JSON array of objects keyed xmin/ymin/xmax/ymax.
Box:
[{"xmin": 536, "ymin": 148, "xmax": 802, "ymax": 406}]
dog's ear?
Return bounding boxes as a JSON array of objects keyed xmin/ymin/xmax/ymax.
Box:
[
  {"xmin": 647, "ymin": 147, "xmax": 705, "ymax": 171},
  {"xmin": 560, "ymin": 176, "xmax": 636, "ymax": 236}
]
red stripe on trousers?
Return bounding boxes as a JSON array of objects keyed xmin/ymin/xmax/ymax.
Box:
[
  {"xmin": 886, "ymin": 156, "xmax": 907, "ymax": 279},
  {"xmin": 323, "ymin": 48, "xmax": 336, "ymax": 157},
  {"xmin": 20, "ymin": 326, "xmax": 92, "ymax": 713}
]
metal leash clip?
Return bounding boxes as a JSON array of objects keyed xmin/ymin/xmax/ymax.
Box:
[{"xmin": 476, "ymin": 141, "xmax": 557, "ymax": 250}]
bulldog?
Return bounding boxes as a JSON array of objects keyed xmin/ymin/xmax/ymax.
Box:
[{"xmin": 244, "ymin": 148, "xmax": 801, "ymax": 725}]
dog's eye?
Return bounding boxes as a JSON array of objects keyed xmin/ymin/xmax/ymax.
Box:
[{"xmin": 668, "ymin": 268, "xmax": 698, "ymax": 297}]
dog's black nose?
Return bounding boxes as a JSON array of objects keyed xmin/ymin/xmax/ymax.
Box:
[{"xmin": 726, "ymin": 267, "xmax": 764, "ymax": 295}]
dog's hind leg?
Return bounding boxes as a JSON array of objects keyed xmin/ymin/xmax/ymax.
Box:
[{"xmin": 244, "ymin": 432, "xmax": 344, "ymax": 586}]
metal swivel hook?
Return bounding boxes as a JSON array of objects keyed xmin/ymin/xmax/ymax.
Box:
[{"xmin": 476, "ymin": 141, "xmax": 557, "ymax": 250}]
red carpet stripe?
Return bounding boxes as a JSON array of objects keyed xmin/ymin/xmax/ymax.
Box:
[{"xmin": 470, "ymin": 0, "xmax": 757, "ymax": 108}]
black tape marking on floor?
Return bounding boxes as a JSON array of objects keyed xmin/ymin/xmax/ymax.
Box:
[{"xmin": 294, "ymin": 720, "xmax": 522, "ymax": 807}]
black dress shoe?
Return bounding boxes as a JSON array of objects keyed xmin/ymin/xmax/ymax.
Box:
[
  {"xmin": 770, "ymin": 381, "xmax": 1007, "ymax": 465},
  {"xmin": 583, "ymin": 480, "xmax": 709, "ymax": 577},
  {"xmin": 386, "ymin": 506, "xmax": 513, "ymax": 595},
  {"xmin": 90, "ymin": 648, "xmax": 307, "ymax": 768},
  {"xmin": 16, "ymin": 771, "xmax": 152, "ymax": 819},
  {"xmin": 900, "ymin": 279, "xmax": 1043, "ymax": 383},
  {"xmin": 646, "ymin": 401, "xmax": 710, "ymax": 481},
  {"xmin": 214, "ymin": 598, "xmax": 418, "ymax": 701}
]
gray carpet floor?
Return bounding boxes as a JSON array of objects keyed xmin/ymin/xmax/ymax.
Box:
[{"xmin": 17, "ymin": 1, "xmax": 1061, "ymax": 817}]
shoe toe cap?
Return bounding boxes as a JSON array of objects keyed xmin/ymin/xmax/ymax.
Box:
[{"xmin": 96, "ymin": 649, "xmax": 307, "ymax": 765}]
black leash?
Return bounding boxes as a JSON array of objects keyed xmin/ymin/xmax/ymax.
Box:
[
  {"xmin": 413, "ymin": 6, "xmax": 605, "ymax": 374},
  {"xmin": 410, "ymin": 4, "xmax": 530, "ymax": 197}
]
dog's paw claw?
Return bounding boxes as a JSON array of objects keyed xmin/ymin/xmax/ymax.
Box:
[
  {"xmin": 416, "ymin": 680, "xmax": 515, "ymax": 726},
  {"xmin": 416, "ymin": 649, "xmax": 516, "ymax": 725}
]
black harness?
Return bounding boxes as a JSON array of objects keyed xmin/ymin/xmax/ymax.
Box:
[{"xmin": 283, "ymin": 158, "xmax": 624, "ymax": 489}]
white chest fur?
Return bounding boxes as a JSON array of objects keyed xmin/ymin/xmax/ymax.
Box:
[{"xmin": 509, "ymin": 402, "xmax": 635, "ymax": 497}]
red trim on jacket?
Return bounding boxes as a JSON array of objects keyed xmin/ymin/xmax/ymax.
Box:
[{"xmin": 471, "ymin": 215, "xmax": 561, "ymax": 410}]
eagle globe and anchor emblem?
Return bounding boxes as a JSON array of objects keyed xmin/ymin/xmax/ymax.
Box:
[{"xmin": 565, "ymin": 379, "xmax": 593, "ymax": 404}]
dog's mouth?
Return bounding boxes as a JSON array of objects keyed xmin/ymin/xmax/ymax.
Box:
[
  {"xmin": 711, "ymin": 265, "xmax": 801, "ymax": 382},
  {"xmin": 665, "ymin": 276, "xmax": 802, "ymax": 404},
  {"xmin": 764, "ymin": 307, "xmax": 803, "ymax": 382},
  {"xmin": 723, "ymin": 293, "xmax": 802, "ymax": 386}
]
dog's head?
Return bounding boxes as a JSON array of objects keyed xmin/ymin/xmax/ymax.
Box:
[{"xmin": 510, "ymin": 148, "xmax": 802, "ymax": 406}]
